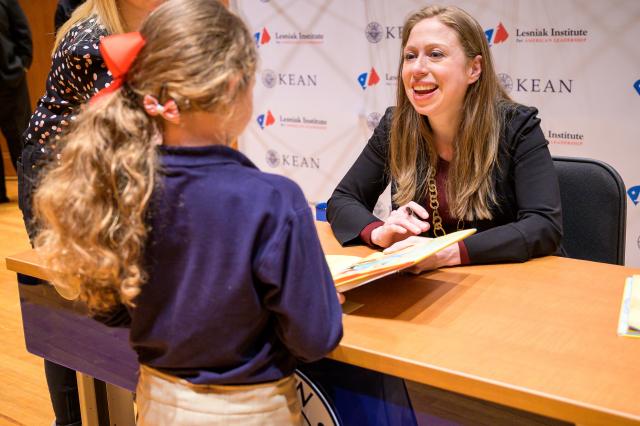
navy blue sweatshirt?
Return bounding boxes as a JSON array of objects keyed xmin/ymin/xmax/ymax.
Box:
[{"xmin": 129, "ymin": 145, "xmax": 343, "ymax": 385}]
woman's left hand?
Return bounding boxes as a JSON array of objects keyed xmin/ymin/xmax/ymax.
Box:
[{"xmin": 383, "ymin": 236, "xmax": 461, "ymax": 273}]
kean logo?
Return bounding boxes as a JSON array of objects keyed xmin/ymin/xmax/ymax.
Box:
[
  {"xmin": 497, "ymin": 73, "xmax": 572, "ymax": 94},
  {"xmin": 254, "ymin": 27, "xmax": 271, "ymax": 47},
  {"xmin": 627, "ymin": 186, "xmax": 640, "ymax": 205},
  {"xmin": 357, "ymin": 67, "xmax": 380, "ymax": 90},
  {"xmin": 365, "ymin": 21, "xmax": 384, "ymax": 43},
  {"xmin": 261, "ymin": 69, "xmax": 318, "ymax": 88},
  {"xmin": 265, "ymin": 149, "xmax": 280, "ymax": 168},
  {"xmin": 367, "ymin": 112, "xmax": 382, "ymax": 131},
  {"xmin": 256, "ymin": 110, "xmax": 275, "ymax": 129},
  {"xmin": 294, "ymin": 370, "xmax": 340, "ymax": 425},
  {"xmin": 261, "ymin": 69, "xmax": 277, "ymax": 88},
  {"xmin": 264, "ymin": 149, "xmax": 320, "ymax": 169},
  {"xmin": 498, "ymin": 73, "xmax": 513, "ymax": 92},
  {"xmin": 364, "ymin": 22, "xmax": 402, "ymax": 43},
  {"xmin": 485, "ymin": 22, "xmax": 509, "ymax": 45}
]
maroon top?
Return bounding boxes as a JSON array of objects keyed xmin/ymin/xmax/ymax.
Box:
[{"xmin": 359, "ymin": 157, "xmax": 470, "ymax": 265}]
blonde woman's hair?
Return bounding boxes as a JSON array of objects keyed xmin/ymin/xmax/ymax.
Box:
[
  {"xmin": 391, "ymin": 5, "xmax": 513, "ymax": 221},
  {"xmin": 35, "ymin": 0, "xmax": 257, "ymax": 313},
  {"xmin": 53, "ymin": 0, "xmax": 126, "ymax": 52}
]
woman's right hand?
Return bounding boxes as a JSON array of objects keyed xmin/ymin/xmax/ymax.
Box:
[{"xmin": 370, "ymin": 201, "xmax": 430, "ymax": 248}]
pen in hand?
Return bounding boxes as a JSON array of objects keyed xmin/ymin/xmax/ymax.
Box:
[{"xmin": 404, "ymin": 204, "xmax": 430, "ymax": 235}]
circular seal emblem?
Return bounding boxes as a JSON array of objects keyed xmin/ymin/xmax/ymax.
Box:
[
  {"xmin": 261, "ymin": 69, "xmax": 277, "ymax": 89},
  {"xmin": 365, "ymin": 21, "xmax": 384, "ymax": 43},
  {"xmin": 294, "ymin": 370, "xmax": 340, "ymax": 425},
  {"xmin": 366, "ymin": 112, "xmax": 382, "ymax": 131},
  {"xmin": 265, "ymin": 149, "xmax": 280, "ymax": 168},
  {"xmin": 498, "ymin": 73, "xmax": 513, "ymax": 93}
]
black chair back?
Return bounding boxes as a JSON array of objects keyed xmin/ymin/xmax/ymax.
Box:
[{"xmin": 553, "ymin": 156, "xmax": 626, "ymax": 265}]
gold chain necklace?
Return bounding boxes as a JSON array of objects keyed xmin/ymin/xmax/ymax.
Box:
[{"xmin": 427, "ymin": 170, "xmax": 464, "ymax": 237}]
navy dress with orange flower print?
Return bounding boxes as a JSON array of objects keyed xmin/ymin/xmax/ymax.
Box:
[
  {"xmin": 17, "ymin": 16, "xmax": 114, "ymax": 426},
  {"xmin": 20, "ymin": 16, "xmax": 111, "ymax": 238}
]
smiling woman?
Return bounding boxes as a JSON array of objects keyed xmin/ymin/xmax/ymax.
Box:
[
  {"xmin": 327, "ymin": 4, "xmax": 563, "ymax": 272},
  {"xmin": 401, "ymin": 18, "xmax": 482, "ymax": 133}
]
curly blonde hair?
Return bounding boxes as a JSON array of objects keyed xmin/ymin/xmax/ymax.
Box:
[{"xmin": 34, "ymin": 0, "xmax": 257, "ymax": 313}]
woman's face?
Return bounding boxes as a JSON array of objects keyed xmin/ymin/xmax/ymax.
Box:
[{"xmin": 401, "ymin": 17, "xmax": 481, "ymax": 120}]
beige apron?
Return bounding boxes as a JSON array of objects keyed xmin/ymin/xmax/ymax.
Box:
[{"xmin": 136, "ymin": 365, "xmax": 302, "ymax": 425}]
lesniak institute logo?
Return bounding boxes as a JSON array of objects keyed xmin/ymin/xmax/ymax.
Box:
[
  {"xmin": 357, "ymin": 67, "xmax": 380, "ymax": 89},
  {"xmin": 264, "ymin": 150, "xmax": 320, "ymax": 169},
  {"xmin": 254, "ymin": 27, "xmax": 271, "ymax": 47},
  {"xmin": 280, "ymin": 113, "xmax": 327, "ymax": 129},
  {"xmin": 256, "ymin": 110, "xmax": 275, "ymax": 129},
  {"xmin": 546, "ymin": 129, "xmax": 584, "ymax": 146},
  {"xmin": 514, "ymin": 26, "xmax": 588, "ymax": 43},
  {"xmin": 257, "ymin": 27, "xmax": 324, "ymax": 45},
  {"xmin": 367, "ymin": 112, "xmax": 382, "ymax": 131},
  {"xmin": 627, "ymin": 186, "xmax": 640, "ymax": 205},
  {"xmin": 485, "ymin": 22, "xmax": 509, "ymax": 45},
  {"xmin": 261, "ymin": 69, "xmax": 318, "ymax": 88},
  {"xmin": 364, "ymin": 21, "xmax": 402, "ymax": 42},
  {"xmin": 635, "ymin": 80, "xmax": 640, "ymax": 95},
  {"xmin": 498, "ymin": 73, "xmax": 573, "ymax": 94}
]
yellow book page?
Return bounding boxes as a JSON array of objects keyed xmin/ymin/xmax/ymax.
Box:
[
  {"xmin": 325, "ymin": 255, "xmax": 365, "ymax": 277},
  {"xmin": 382, "ymin": 229, "xmax": 476, "ymax": 265},
  {"xmin": 328, "ymin": 229, "xmax": 476, "ymax": 287},
  {"xmin": 628, "ymin": 275, "xmax": 640, "ymax": 330}
]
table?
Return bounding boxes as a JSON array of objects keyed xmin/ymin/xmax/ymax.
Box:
[
  {"xmin": 6, "ymin": 221, "xmax": 640, "ymax": 425},
  {"xmin": 315, "ymin": 222, "xmax": 640, "ymax": 425}
]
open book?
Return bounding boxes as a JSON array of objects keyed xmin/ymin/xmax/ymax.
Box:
[
  {"xmin": 326, "ymin": 228, "xmax": 476, "ymax": 292},
  {"xmin": 618, "ymin": 275, "xmax": 640, "ymax": 338}
]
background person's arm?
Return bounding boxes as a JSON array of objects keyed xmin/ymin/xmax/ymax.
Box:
[{"xmin": 8, "ymin": 0, "xmax": 32, "ymax": 70}]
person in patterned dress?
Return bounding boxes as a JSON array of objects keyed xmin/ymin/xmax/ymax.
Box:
[{"xmin": 18, "ymin": 2, "xmax": 163, "ymax": 425}]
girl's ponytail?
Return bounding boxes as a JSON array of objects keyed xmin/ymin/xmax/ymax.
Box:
[{"xmin": 34, "ymin": 89, "xmax": 158, "ymax": 312}]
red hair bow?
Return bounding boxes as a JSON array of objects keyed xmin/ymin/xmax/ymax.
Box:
[{"xmin": 91, "ymin": 32, "xmax": 146, "ymax": 105}]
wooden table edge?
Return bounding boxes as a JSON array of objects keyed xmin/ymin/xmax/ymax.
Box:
[
  {"xmin": 7, "ymin": 247, "xmax": 640, "ymax": 425},
  {"xmin": 6, "ymin": 250, "xmax": 48, "ymax": 281},
  {"xmin": 328, "ymin": 345, "xmax": 640, "ymax": 426}
]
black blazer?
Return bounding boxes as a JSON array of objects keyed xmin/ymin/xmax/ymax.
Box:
[
  {"xmin": 54, "ymin": 0, "xmax": 85, "ymax": 31},
  {"xmin": 327, "ymin": 104, "xmax": 563, "ymax": 264},
  {"xmin": 0, "ymin": 0, "xmax": 31, "ymax": 87}
]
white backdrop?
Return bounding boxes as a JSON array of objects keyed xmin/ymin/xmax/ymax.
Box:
[{"xmin": 231, "ymin": 0, "xmax": 640, "ymax": 266}]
